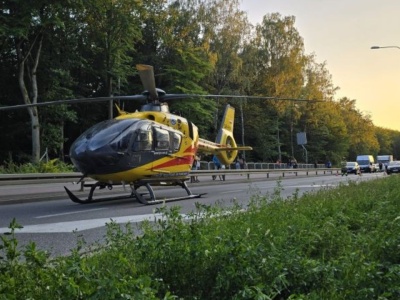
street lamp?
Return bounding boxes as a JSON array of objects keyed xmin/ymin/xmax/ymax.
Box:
[{"xmin": 371, "ymin": 45, "xmax": 400, "ymax": 50}]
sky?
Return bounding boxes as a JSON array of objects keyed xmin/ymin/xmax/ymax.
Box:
[{"xmin": 240, "ymin": 0, "xmax": 400, "ymax": 131}]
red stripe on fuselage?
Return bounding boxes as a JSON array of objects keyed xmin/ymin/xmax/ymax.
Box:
[
  {"xmin": 152, "ymin": 155, "xmax": 193, "ymax": 169},
  {"xmin": 151, "ymin": 145, "xmax": 198, "ymax": 170}
]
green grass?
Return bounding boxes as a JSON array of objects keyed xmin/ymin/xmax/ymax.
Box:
[{"xmin": 1, "ymin": 176, "xmax": 400, "ymax": 299}]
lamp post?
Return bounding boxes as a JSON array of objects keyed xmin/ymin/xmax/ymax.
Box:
[{"xmin": 371, "ymin": 45, "xmax": 400, "ymax": 50}]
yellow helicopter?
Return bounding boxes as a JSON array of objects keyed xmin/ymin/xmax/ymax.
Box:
[{"xmin": 63, "ymin": 65, "xmax": 252, "ymax": 204}]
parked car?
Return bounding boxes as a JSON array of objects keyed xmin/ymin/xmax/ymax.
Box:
[
  {"xmin": 387, "ymin": 161, "xmax": 400, "ymax": 174},
  {"xmin": 344, "ymin": 162, "xmax": 360, "ymax": 175},
  {"xmin": 356, "ymin": 155, "xmax": 375, "ymax": 173}
]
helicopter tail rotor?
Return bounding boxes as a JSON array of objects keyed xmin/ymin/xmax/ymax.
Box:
[{"xmin": 198, "ymin": 104, "xmax": 251, "ymax": 163}]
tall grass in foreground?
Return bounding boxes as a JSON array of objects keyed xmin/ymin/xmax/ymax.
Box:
[{"xmin": 1, "ymin": 177, "xmax": 400, "ymax": 299}]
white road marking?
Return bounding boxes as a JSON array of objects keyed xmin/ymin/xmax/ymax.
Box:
[
  {"xmin": 0, "ymin": 214, "xmax": 165, "ymax": 234},
  {"xmin": 288, "ymin": 184, "xmax": 335, "ymax": 188},
  {"xmin": 220, "ymin": 189, "xmax": 244, "ymax": 194},
  {"xmin": 35, "ymin": 208, "xmax": 107, "ymax": 219}
]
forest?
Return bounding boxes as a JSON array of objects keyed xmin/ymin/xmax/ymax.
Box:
[{"xmin": 1, "ymin": 0, "xmax": 400, "ymax": 167}]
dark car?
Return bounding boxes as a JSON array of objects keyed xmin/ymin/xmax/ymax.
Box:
[
  {"xmin": 387, "ymin": 161, "xmax": 400, "ymax": 174},
  {"xmin": 344, "ymin": 162, "xmax": 360, "ymax": 175}
]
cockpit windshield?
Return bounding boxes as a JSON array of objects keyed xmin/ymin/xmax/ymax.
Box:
[
  {"xmin": 85, "ymin": 119, "xmax": 136, "ymax": 150},
  {"xmin": 72, "ymin": 117, "xmax": 183, "ymax": 155}
]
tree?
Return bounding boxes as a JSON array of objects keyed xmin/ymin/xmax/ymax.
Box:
[
  {"xmin": 300, "ymin": 100, "xmax": 348, "ymax": 165},
  {"xmin": 1, "ymin": 1, "xmax": 66, "ymax": 163},
  {"xmin": 138, "ymin": 0, "xmax": 218, "ymax": 136},
  {"xmin": 76, "ymin": 0, "xmax": 143, "ymax": 119},
  {"xmin": 239, "ymin": 13, "xmax": 308, "ymax": 161},
  {"xmin": 297, "ymin": 57, "xmax": 340, "ymax": 163},
  {"xmin": 339, "ymin": 97, "xmax": 379, "ymax": 158},
  {"xmin": 375, "ymin": 127, "xmax": 393, "ymax": 155}
]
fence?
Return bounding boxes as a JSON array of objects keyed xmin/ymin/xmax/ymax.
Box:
[{"xmin": 202, "ymin": 161, "xmax": 325, "ymax": 170}]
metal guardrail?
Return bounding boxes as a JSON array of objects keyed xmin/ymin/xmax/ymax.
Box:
[
  {"xmin": 193, "ymin": 168, "xmax": 339, "ymax": 177},
  {"xmin": 0, "ymin": 173, "xmax": 82, "ymax": 180},
  {"xmin": 202, "ymin": 161, "xmax": 326, "ymax": 170},
  {"xmin": 0, "ymin": 168, "xmax": 340, "ymax": 185}
]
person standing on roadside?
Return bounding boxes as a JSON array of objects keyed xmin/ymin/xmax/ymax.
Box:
[
  {"xmin": 238, "ymin": 155, "xmax": 246, "ymax": 169},
  {"xmin": 220, "ymin": 164, "xmax": 226, "ymax": 181},
  {"xmin": 191, "ymin": 155, "xmax": 201, "ymax": 183},
  {"xmin": 235, "ymin": 159, "xmax": 240, "ymax": 170},
  {"xmin": 212, "ymin": 155, "xmax": 225, "ymax": 181},
  {"xmin": 212, "ymin": 155, "xmax": 222, "ymax": 180},
  {"xmin": 340, "ymin": 158, "xmax": 347, "ymax": 176}
]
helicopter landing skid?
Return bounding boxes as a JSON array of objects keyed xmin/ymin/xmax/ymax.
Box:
[
  {"xmin": 131, "ymin": 181, "xmax": 206, "ymax": 205},
  {"xmin": 64, "ymin": 181, "xmax": 134, "ymax": 204},
  {"xmin": 64, "ymin": 180, "xmax": 206, "ymax": 205}
]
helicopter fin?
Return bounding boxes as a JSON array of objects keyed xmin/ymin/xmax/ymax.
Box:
[
  {"xmin": 197, "ymin": 104, "xmax": 252, "ymax": 163},
  {"xmin": 214, "ymin": 104, "xmax": 240, "ymax": 165}
]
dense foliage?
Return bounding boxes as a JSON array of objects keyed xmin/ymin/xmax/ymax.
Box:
[
  {"xmin": 1, "ymin": 0, "xmax": 400, "ymax": 166},
  {"xmin": 0, "ymin": 158, "xmax": 74, "ymax": 174},
  {"xmin": 2, "ymin": 176, "xmax": 400, "ymax": 298}
]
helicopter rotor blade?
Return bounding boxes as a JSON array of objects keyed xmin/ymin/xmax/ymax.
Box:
[
  {"xmin": 161, "ymin": 94, "xmax": 325, "ymax": 102},
  {"xmin": 0, "ymin": 60, "xmax": 325, "ymax": 113},
  {"xmin": 136, "ymin": 64, "xmax": 158, "ymax": 100},
  {"xmin": 0, "ymin": 95, "xmax": 147, "ymax": 112},
  {"xmin": 0, "ymin": 93, "xmax": 325, "ymax": 112}
]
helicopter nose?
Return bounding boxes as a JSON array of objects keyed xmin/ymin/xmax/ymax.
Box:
[
  {"xmin": 68, "ymin": 118, "xmax": 139, "ymax": 175},
  {"xmin": 70, "ymin": 140, "xmax": 120, "ymax": 175}
]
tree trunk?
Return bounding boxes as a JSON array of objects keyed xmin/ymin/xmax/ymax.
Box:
[
  {"xmin": 60, "ymin": 122, "xmax": 65, "ymax": 161},
  {"xmin": 30, "ymin": 109, "xmax": 41, "ymax": 163},
  {"xmin": 16, "ymin": 35, "xmax": 43, "ymax": 163}
]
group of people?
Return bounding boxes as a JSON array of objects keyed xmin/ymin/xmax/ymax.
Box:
[
  {"xmin": 235, "ymin": 156, "xmax": 247, "ymax": 169},
  {"xmin": 275, "ymin": 158, "xmax": 298, "ymax": 169}
]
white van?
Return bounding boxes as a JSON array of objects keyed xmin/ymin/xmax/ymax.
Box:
[
  {"xmin": 356, "ymin": 155, "xmax": 375, "ymax": 173},
  {"xmin": 376, "ymin": 155, "xmax": 393, "ymax": 172}
]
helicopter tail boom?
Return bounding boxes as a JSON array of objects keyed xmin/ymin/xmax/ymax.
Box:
[{"xmin": 198, "ymin": 139, "xmax": 251, "ymax": 152}]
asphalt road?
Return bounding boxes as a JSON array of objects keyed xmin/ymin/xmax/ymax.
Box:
[{"xmin": 0, "ymin": 172, "xmax": 385, "ymax": 257}]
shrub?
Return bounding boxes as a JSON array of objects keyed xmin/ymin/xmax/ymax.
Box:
[
  {"xmin": 0, "ymin": 159, "xmax": 74, "ymax": 174},
  {"xmin": 1, "ymin": 177, "xmax": 400, "ymax": 298}
]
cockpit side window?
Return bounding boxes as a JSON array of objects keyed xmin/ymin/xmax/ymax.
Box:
[
  {"xmin": 132, "ymin": 125, "xmax": 153, "ymax": 152},
  {"xmin": 154, "ymin": 127, "xmax": 170, "ymax": 151},
  {"xmin": 172, "ymin": 132, "xmax": 182, "ymax": 152}
]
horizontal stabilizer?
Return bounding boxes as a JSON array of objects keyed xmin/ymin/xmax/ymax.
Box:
[{"xmin": 215, "ymin": 146, "xmax": 252, "ymax": 151}]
